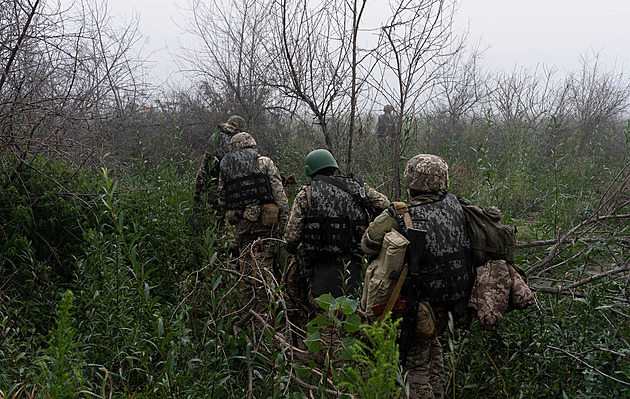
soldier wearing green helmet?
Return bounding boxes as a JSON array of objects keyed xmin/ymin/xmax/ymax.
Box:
[
  {"xmin": 303, "ymin": 148, "xmax": 339, "ymax": 176},
  {"xmin": 283, "ymin": 149, "xmax": 390, "ymax": 303}
]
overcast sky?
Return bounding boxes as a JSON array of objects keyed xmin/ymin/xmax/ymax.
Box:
[{"xmin": 107, "ymin": 0, "xmax": 630, "ymax": 84}]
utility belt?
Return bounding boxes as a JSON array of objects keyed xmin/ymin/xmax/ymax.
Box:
[{"xmin": 227, "ymin": 202, "xmax": 279, "ymax": 227}]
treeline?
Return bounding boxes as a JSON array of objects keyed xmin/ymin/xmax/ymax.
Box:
[{"xmin": 3, "ymin": 0, "xmax": 630, "ymax": 186}]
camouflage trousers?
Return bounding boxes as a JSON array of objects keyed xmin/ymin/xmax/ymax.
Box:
[
  {"xmin": 233, "ymin": 219, "xmax": 283, "ymax": 310},
  {"xmin": 406, "ymin": 315, "xmax": 447, "ymax": 399},
  {"xmin": 406, "ymin": 333, "xmax": 445, "ymax": 399}
]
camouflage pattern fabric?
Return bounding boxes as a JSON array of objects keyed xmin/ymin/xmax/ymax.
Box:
[
  {"xmin": 468, "ymin": 259, "xmax": 534, "ymax": 331},
  {"xmin": 226, "ymin": 115, "xmax": 246, "ymax": 132},
  {"xmin": 193, "ymin": 129, "xmax": 233, "ymax": 204},
  {"xmin": 284, "ymin": 181, "xmax": 390, "ymax": 255},
  {"xmin": 220, "ymin": 148, "xmax": 275, "ymax": 210},
  {"xmin": 404, "ymin": 193, "xmax": 474, "ymax": 307},
  {"xmin": 283, "ymin": 178, "xmax": 389, "ymax": 300},
  {"xmin": 509, "ymin": 265, "xmax": 535, "ymax": 310},
  {"xmin": 302, "ymin": 176, "xmax": 371, "ymax": 254},
  {"xmin": 360, "ymin": 193, "xmax": 470, "ymax": 399},
  {"xmin": 406, "ymin": 331, "xmax": 445, "ymax": 399},
  {"xmin": 404, "ymin": 154, "xmax": 449, "ymax": 193},
  {"xmin": 377, "ymin": 106, "xmax": 396, "ymax": 140},
  {"xmin": 219, "ymin": 152, "xmax": 289, "ymax": 249},
  {"xmin": 220, "ymin": 151, "xmax": 289, "ymax": 306}
]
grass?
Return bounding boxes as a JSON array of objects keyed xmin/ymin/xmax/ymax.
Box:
[{"xmin": 0, "ymin": 115, "xmax": 629, "ymax": 397}]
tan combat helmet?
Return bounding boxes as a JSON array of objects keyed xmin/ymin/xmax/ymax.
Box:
[
  {"xmin": 226, "ymin": 115, "xmax": 246, "ymax": 132},
  {"xmin": 230, "ymin": 132, "xmax": 257, "ymax": 150},
  {"xmin": 403, "ymin": 154, "xmax": 449, "ymax": 193}
]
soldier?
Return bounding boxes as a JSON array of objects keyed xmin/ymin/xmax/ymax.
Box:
[
  {"xmin": 360, "ymin": 154, "xmax": 474, "ymax": 399},
  {"xmin": 193, "ymin": 115, "xmax": 246, "ymax": 208},
  {"xmin": 218, "ymin": 132, "xmax": 289, "ymax": 262},
  {"xmin": 377, "ymin": 105, "xmax": 395, "ymax": 140},
  {"xmin": 283, "ymin": 149, "xmax": 390, "ymax": 302}
]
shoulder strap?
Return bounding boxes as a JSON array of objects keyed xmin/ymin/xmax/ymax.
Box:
[
  {"xmin": 313, "ymin": 174, "xmax": 366, "ymax": 205},
  {"xmin": 393, "ymin": 201, "xmax": 413, "ymax": 230}
]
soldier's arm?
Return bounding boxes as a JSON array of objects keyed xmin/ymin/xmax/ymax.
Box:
[
  {"xmin": 260, "ymin": 157, "xmax": 290, "ymax": 226},
  {"xmin": 365, "ymin": 185, "xmax": 391, "ymax": 214},
  {"xmin": 283, "ymin": 188, "xmax": 308, "ymax": 254},
  {"xmin": 360, "ymin": 208, "xmax": 399, "ymax": 255},
  {"xmin": 193, "ymin": 152, "xmax": 211, "ymax": 202},
  {"xmin": 217, "ymin": 173, "xmax": 226, "ymax": 209}
]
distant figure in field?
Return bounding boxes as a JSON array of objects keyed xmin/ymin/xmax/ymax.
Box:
[{"xmin": 377, "ymin": 105, "xmax": 396, "ymax": 141}]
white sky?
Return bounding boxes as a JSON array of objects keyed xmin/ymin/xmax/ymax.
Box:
[
  {"xmin": 106, "ymin": 0, "xmax": 630, "ymax": 84},
  {"xmin": 455, "ymin": 0, "xmax": 630, "ymax": 73}
]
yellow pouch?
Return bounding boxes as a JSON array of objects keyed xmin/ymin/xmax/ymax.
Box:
[{"xmin": 416, "ymin": 301, "xmax": 436, "ymax": 338}]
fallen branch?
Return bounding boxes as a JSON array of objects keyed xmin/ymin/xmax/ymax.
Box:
[
  {"xmin": 547, "ymin": 345, "xmax": 630, "ymax": 387},
  {"xmin": 528, "ymin": 213, "xmax": 630, "ymax": 274},
  {"xmin": 530, "ymin": 265, "xmax": 630, "ymax": 294}
]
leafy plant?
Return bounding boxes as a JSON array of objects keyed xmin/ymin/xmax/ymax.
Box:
[
  {"xmin": 337, "ymin": 315, "xmax": 403, "ymax": 399},
  {"xmin": 37, "ymin": 290, "xmax": 87, "ymax": 398}
]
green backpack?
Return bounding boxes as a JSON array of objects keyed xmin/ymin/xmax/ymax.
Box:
[{"xmin": 459, "ymin": 200, "xmax": 517, "ymax": 267}]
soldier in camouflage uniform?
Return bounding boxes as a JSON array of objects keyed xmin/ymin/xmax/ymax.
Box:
[
  {"xmin": 361, "ymin": 154, "xmax": 475, "ymax": 399},
  {"xmin": 193, "ymin": 115, "xmax": 246, "ymax": 207},
  {"xmin": 284, "ymin": 149, "xmax": 390, "ymax": 302},
  {"xmin": 377, "ymin": 105, "xmax": 395, "ymax": 140},
  {"xmin": 218, "ymin": 133, "xmax": 289, "ymax": 272}
]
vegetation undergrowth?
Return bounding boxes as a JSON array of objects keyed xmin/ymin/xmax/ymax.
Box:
[{"xmin": 1, "ymin": 116, "xmax": 629, "ymax": 397}]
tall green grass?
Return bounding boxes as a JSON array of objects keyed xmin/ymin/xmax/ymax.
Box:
[{"xmin": 1, "ymin": 114, "xmax": 629, "ymax": 397}]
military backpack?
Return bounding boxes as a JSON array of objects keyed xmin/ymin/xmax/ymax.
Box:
[{"xmin": 458, "ymin": 199, "xmax": 517, "ymax": 267}]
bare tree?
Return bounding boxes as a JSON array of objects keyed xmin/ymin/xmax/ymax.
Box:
[
  {"xmin": 177, "ymin": 0, "xmax": 274, "ymax": 131},
  {"xmin": 263, "ymin": 0, "xmax": 353, "ymax": 152},
  {"xmin": 374, "ymin": 0, "xmax": 463, "ymax": 197},
  {"xmin": 344, "ymin": 0, "xmax": 368, "ymax": 172},
  {"xmin": 486, "ymin": 66, "xmax": 566, "ymax": 135},
  {"xmin": 565, "ymin": 51, "xmax": 630, "ymax": 150},
  {"xmin": 1, "ymin": 0, "xmax": 146, "ymax": 176},
  {"xmin": 427, "ymin": 43, "xmax": 487, "ymax": 150}
]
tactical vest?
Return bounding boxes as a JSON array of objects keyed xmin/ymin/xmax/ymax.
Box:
[
  {"xmin": 302, "ymin": 175, "xmax": 369, "ymax": 254},
  {"xmin": 401, "ymin": 193, "xmax": 474, "ymax": 305},
  {"xmin": 219, "ymin": 148, "xmax": 274, "ymax": 210}
]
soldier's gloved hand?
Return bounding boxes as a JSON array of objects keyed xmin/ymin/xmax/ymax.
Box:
[{"xmin": 366, "ymin": 211, "xmax": 398, "ymax": 243}]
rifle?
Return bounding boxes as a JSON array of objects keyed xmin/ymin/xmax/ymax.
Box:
[{"xmin": 398, "ymin": 227, "xmax": 426, "ymax": 366}]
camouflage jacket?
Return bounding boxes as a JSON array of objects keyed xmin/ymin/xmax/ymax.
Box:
[
  {"xmin": 218, "ymin": 151, "xmax": 289, "ymax": 226},
  {"xmin": 193, "ymin": 127, "xmax": 234, "ymax": 202},
  {"xmin": 468, "ymin": 259, "xmax": 534, "ymax": 331},
  {"xmin": 284, "ymin": 177, "xmax": 390, "ymax": 255},
  {"xmin": 361, "ymin": 193, "xmax": 474, "ymax": 305}
]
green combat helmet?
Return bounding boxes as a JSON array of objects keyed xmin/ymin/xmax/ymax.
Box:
[
  {"xmin": 304, "ymin": 149, "xmax": 339, "ymax": 177},
  {"xmin": 230, "ymin": 132, "xmax": 257, "ymax": 150},
  {"xmin": 404, "ymin": 153, "xmax": 449, "ymax": 193}
]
